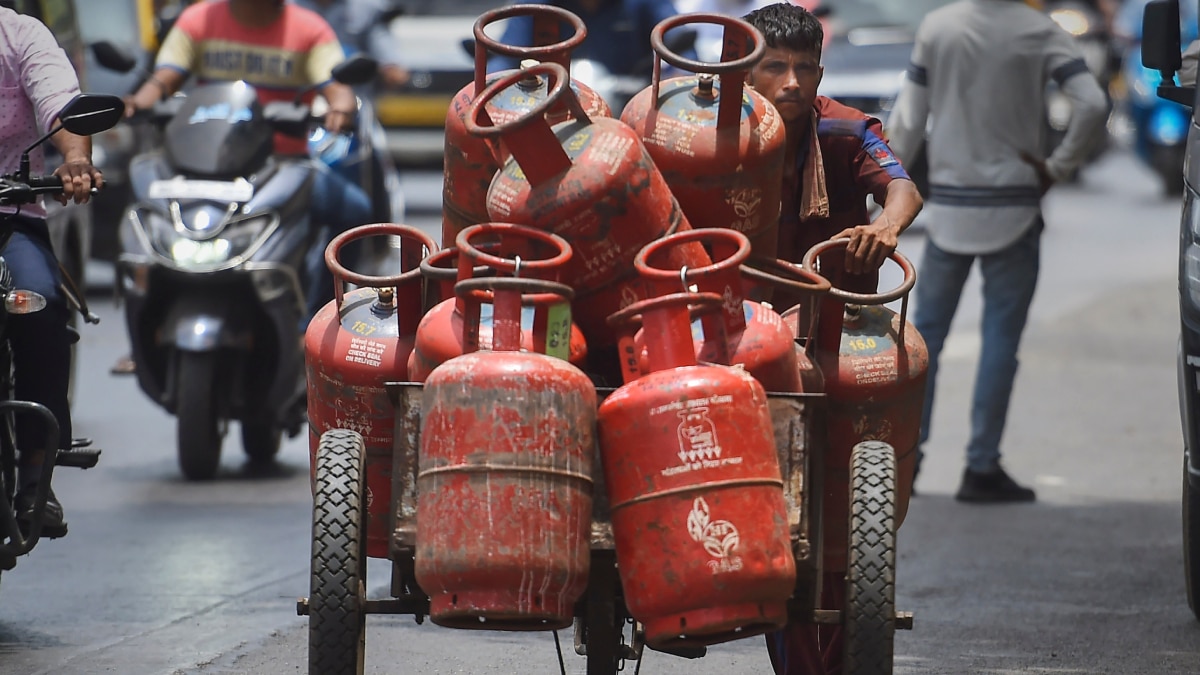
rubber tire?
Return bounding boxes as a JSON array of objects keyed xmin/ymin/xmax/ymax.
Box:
[
  {"xmin": 176, "ymin": 352, "xmax": 223, "ymax": 480},
  {"xmin": 241, "ymin": 420, "xmax": 282, "ymax": 463},
  {"xmin": 843, "ymin": 441, "xmax": 897, "ymax": 675},
  {"xmin": 309, "ymin": 429, "xmax": 367, "ymax": 675},
  {"xmin": 1184, "ymin": 461, "xmax": 1200, "ymax": 622},
  {"xmin": 584, "ymin": 552, "xmax": 625, "ymax": 675}
]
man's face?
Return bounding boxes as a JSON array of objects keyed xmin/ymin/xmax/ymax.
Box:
[{"xmin": 746, "ymin": 46, "xmax": 823, "ymax": 124}]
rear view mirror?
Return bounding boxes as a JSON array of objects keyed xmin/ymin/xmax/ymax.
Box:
[
  {"xmin": 332, "ymin": 55, "xmax": 378, "ymax": 86},
  {"xmin": 56, "ymin": 94, "xmax": 126, "ymax": 136},
  {"xmin": 91, "ymin": 40, "xmax": 138, "ymax": 74},
  {"xmin": 1143, "ymin": 0, "xmax": 1183, "ymax": 73}
]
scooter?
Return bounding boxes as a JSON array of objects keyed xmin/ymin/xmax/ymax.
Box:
[
  {"xmin": 0, "ymin": 94, "xmax": 123, "ymax": 575},
  {"xmin": 95, "ymin": 51, "xmax": 389, "ymax": 480}
]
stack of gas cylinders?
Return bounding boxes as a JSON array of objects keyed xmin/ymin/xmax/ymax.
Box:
[{"xmin": 303, "ymin": 6, "xmax": 928, "ymax": 651}]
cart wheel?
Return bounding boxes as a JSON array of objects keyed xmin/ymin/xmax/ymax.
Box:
[
  {"xmin": 309, "ymin": 429, "xmax": 367, "ymax": 675},
  {"xmin": 843, "ymin": 441, "xmax": 896, "ymax": 674},
  {"xmin": 1184, "ymin": 460, "xmax": 1200, "ymax": 621},
  {"xmin": 583, "ymin": 551, "xmax": 629, "ymax": 675}
]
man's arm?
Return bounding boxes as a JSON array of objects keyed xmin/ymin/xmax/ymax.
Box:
[
  {"xmin": 835, "ymin": 179, "xmax": 922, "ymax": 275},
  {"xmin": 884, "ymin": 41, "xmax": 931, "ymax": 167},
  {"xmin": 47, "ymin": 131, "xmax": 103, "ymax": 206},
  {"xmin": 126, "ymin": 17, "xmax": 194, "ymax": 113},
  {"xmin": 319, "ymin": 81, "xmax": 359, "ymax": 134},
  {"xmin": 1037, "ymin": 33, "xmax": 1108, "ymax": 184}
]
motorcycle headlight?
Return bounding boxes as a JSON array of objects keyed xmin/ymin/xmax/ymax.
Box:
[
  {"xmin": 1050, "ymin": 9, "xmax": 1091, "ymax": 37},
  {"xmin": 168, "ymin": 214, "xmax": 275, "ymax": 268},
  {"xmin": 170, "ymin": 238, "xmax": 233, "ymax": 267}
]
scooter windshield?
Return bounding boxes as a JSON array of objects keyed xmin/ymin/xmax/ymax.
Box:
[{"xmin": 164, "ymin": 83, "xmax": 273, "ymax": 179}]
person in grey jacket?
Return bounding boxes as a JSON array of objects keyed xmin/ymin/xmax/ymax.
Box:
[{"xmin": 887, "ymin": 0, "xmax": 1108, "ymax": 503}]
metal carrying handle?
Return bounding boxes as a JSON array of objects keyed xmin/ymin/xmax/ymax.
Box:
[
  {"xmin": 739, "ymin": 257, "xmax": 833, "ymax": 297},
  {"xmin": 463, "ymin": 61, "xmax": 587, "ymax": 139},
  {"xmin": 456, "ymin": 222, "xmax": 572, "ymax": 279},
  {"xmin": 634, "ymin": 227, "xmax": 751, "ymax": 287},
  {"xmin": 649, "ymin": 13, "xmax": 765, "ymax": 126},
  {"xmin": 800, "ymin": 238, "xmax": 916, "ymax": 305},
  {"xmin": 472, "ymin": 4, "xmax": 588, "ymax": 92},
  {"xmin": 325, "ymin": 223, "xmax": 438, "ymax": 310},
  {"xmin": 455, "ymin": 276, "xmax": 576, "ymax": 354}
]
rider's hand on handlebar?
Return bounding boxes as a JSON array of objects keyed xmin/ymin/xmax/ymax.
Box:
[
  {"xmin": 53, "ymin": 158, "xmax": 103, "ymax": 206},
  {"xmin": 322, "ymin": 108, "xmax": 355, "ymax": 135}
]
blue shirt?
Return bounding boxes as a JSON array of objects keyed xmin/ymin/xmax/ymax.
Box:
[{"xmin": 489, "ymin": 0, "xmax": 687, "ymax": 77}]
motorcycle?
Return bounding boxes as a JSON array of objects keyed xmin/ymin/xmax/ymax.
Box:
[
  {"xmin": 94, "ymin": 50, "xmax": 389, "ymax": 480},
  {"xmin": 0, "ymin": 94, "xmax": 123, "ymax": 575},
  {"xmin": 1116, "ymin": 0, "xmax": 1197, "ymax": 194}
]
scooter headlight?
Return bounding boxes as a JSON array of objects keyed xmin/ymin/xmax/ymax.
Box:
[{"xmin": 169, "ymin": 214, "xmax": 275, "ymax": 268}]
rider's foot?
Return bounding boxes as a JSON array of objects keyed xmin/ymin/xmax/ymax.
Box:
[
  {"xmin": 110, "ymin": 354, "xmax": 136, "ymax": 376},
  {"xmin": 16, "ymin": 487, "xmax": 68, "ymax": 538}
]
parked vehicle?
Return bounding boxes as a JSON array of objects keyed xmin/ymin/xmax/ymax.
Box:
[
  {"xmin": 1141, "ymin": 0, "xmax": 1200, "ymax": 622},
  {"xmin": 1118, "ymin": 0, "xmax": 1197, "ymax": 194},
  {"xmin": 0, "ymin": 94, "xmax": 122, "ymax": 582},
  {"xmin": 94, "ymin": 49, "xmax": 386, "ymax": 480}
]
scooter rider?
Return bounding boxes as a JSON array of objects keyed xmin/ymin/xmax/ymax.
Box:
[
  {"xmin": 0, "ymin": 4, "xmax": 106, "ymax": 538},
  {"xmin": 124, "ymin": 0, "xmax": 374, "ymax": 325}
]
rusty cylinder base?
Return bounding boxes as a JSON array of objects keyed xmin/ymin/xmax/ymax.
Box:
[
  {"xmin": 643, "ymin": 600, "xmax": 788, "ymax": 650},
  {"xmin": 428, "ymin": 590, "xmax": 576, "ymax": 632}
]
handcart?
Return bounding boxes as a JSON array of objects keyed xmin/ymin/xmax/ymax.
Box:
[{"xmin": 299, "ymin": 380, "xmax": 909, "ymax": 674}]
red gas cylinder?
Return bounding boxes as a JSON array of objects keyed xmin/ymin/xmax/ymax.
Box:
[
  {"xmin": 442, "ymin": 4, "xmax": 611, "ymax": 247},
  {"xmin": 598, "ymin": 291, "xmax": 794, "ymax": 649},
  {"xmin": 799, "ymin": 238, "xmax": 928, "ymax": 573},
  {"xmin": 304, "ymin": 223, "xmax": 437, "ymax": 559},
  {"xmin": 634, "ymin": 229, "xmax": 830, "ymax": 393},
  {"xmin": 464, "ymin": 61, "xmax": 710, "ymax": 349},
  {"xmin": 408, "ymin": 222, "xmax": 587, "ymax": 380},
  {"xmin": 417, "ymin": 276, "xmax": 595, "ymax": 630},
  {"xmin": 619, "ymin": 14, "xmax": 784, "ymax": 258},
  {"xmin": 739, "ymin": 257, "xmax": 831, "ymax": 394}
]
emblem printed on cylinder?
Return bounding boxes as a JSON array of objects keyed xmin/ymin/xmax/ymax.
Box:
[
  {"xmin": 687, "ymin": 497, "xmax": 743, "ymax": 575},
  {"xmin": 653, "ymin": 396, "xmax": 745, "ymax": 477}
]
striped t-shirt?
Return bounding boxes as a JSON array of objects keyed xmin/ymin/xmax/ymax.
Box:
[{"xmin": 156, "ymin": 0, "xmax": 344, "ymax": 155}]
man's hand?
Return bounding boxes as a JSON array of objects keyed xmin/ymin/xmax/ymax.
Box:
[
  {"xmin": 322, "ymin": 109, "xmax": 355, "ymax": 135},
  {"xmin": 380, "ymin": 64, "xmax": 411, "ymax": 89},
  {"xmin": 832, "ymin": 214, "xmax": 899, "ymax": 275},
  {"xmin": 53, "ymin": 157, "xmax": 103, "ymax": 206},
  {"xmin": 1019, "ymin": 151, "xmax": 1054, "ymax": 196}
]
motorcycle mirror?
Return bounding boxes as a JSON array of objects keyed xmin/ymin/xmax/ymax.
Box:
[
  {"xmin": 810, "ymin": 4, "xmax": 832, "ymax": 19},
  {"xmin": 461, "ymin": 37, "xmax": 476, "ymax": 60},
  {"xmin": 332, "ymin": 54, "xmax": 379, "ymax": 86},
  {"xmin": 15, "ymin": 93, "xmax": 125, "ymax": 182},
  {"xmin": 90, "ymin": 40, "xmax": 138, "ymax": 74},
  {"xmin": 57, "ymin": 94, "xmax": 126, "ymax": 136},
  {"xmin": 380, "ymin": 5, "xmax": 405, "ymax": 24}
]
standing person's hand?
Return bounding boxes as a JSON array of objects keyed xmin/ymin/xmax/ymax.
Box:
[
  {"xmin": 1019, "ymin": 151, "xmax": 1055, "ymax": 196},
  {"xmin": 53, "ymin": 157, "xmax": 103, "ymax": 205}
]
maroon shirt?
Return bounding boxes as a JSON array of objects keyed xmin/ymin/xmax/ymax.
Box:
[{"xmin": 778, "ymin": 97, "xmax": 909, "ymax": 271}]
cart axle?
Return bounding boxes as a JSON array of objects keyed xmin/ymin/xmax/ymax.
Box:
[{"xmin": 811, "ymin": 609, "xmax": 914, "ymax": 630}]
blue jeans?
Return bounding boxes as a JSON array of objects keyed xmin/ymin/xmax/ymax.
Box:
[
  {"xmin": 3, "ymin": 218, "xmax": 73, "ymax": 457},
  {"xmin": 914, "ymin": 219, "xmax": 1042, "ymax": 473},
  {"xmin": 305, "ymin": 165, "xmax": 373, "ymax": 323}
]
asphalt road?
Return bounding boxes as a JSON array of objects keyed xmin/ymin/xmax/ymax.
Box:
[{"xmin": 0, "ymin": 146, "xmax": 1196, "ymax": 675}]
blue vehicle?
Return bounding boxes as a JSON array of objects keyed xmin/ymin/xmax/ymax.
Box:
[{"xmin": 1120, "ymin": 0, "xmax": 1197, "ymax": 194}]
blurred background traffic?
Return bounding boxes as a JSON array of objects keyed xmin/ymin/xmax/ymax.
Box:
[{"xmin": 4, "ymin": 0, "xmax": 1175, "ymax": 292}]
